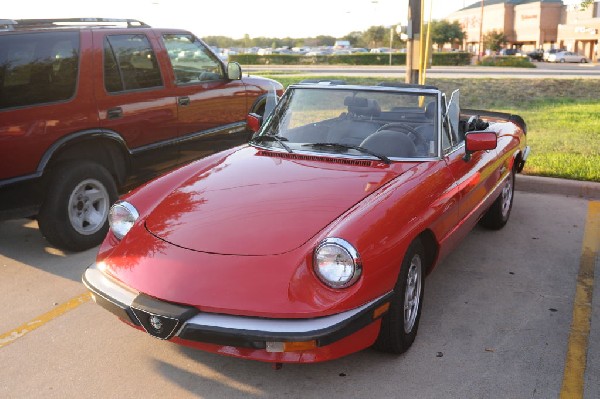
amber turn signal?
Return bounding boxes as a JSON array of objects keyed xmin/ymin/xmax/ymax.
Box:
[{"xmin": 373, "ymin": 302, "xmax": 390, "ymax": 319}]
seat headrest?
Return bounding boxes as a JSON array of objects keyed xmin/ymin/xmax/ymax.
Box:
[
  {"xmin": 425, "ymin": 101, "xmax": 436, "ymax": 119},
  {"xmin": 345, "ymin": 96, "xmax": 381, "ymax": 117}
]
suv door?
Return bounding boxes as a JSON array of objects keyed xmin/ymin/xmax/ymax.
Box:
[
  {"xmin": 93, "ymin": 30, "xmax": 179, "ymax": 182},
  {"xmin": 160, "ymin": 33, "xmax": 249, "ymax": 164}
]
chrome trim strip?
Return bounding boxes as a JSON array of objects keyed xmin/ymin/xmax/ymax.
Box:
[
  {"xmin": 288, "ymin": 84, "xmax": 441, "ymax": 96},
  {"xmin": 178, "ymin": 294, "xmax": 388, "ymax": 335},
  {"xmin": 83, "ymin": 263, "xmax": 138, "ymax": 307}
]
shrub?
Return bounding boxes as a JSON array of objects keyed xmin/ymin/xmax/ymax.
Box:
[
  {"xmin": 432, "ymin": 52, "xmax": 472, "ymax": 66},
  {"xmin": 478, "ymin": 56, "xmax": 536, "ymax": 68},
  {"xmin": 230, "ymin": 52, "xmax": 472, "ymax": 66}
]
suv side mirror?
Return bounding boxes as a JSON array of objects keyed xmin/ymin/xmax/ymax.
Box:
[
  {"xmin": 464, "ymin": 131, "xmax": 497, "ymax": 161},
  {"xmin": 227, "ymin": 62, "xmax": 242, "ymax": 80}
]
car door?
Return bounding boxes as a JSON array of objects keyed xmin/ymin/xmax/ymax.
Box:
[
  {"xmin": 442, "ymin": 91, "xmax": 499, "ymax": 243},
  {"xmin": 159, "ymin": 33, "xmax": 249, "ymax": 165},
  {"xmin": 93, "ymin": 30, "xmax": 179, "ymax": 181}
]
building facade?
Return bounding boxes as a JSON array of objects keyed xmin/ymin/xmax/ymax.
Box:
[
  {"xmin": 557, "ymin": 2, "xmax": 600, "ymax": 60},
  {"xmin": 446, "ymin": 0, "xmax": 599, "ymax": 61}
]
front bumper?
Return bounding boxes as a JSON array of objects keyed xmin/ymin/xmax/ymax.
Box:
[{"xmin": 83, "ymin": 263, "xmax": 392, "ymax": 354}]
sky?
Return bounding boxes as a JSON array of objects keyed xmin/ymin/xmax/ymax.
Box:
[
  {"xmin": 5, "ymin": 0, "xmax": 585, "ymax": 39},
  {"xmin": 6, "ymin": 0, "xmax": 475, "ymax": 39}
]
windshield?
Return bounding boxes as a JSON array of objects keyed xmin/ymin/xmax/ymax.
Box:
[{"xmin": 255, "ymin": 87, "xmax": 439, "ymax": 159}]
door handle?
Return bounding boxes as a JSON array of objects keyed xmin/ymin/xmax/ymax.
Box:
[
  {"xmin": 107, "ymin": 107, "xmax": 123, "ymax": 120},
  {"xmin": 178, "ymin": 96, "xmax": 190, "ymax": 106}
]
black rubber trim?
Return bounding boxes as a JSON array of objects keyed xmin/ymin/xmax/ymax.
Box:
[
  {"xmin": 82, "ymin": 274, "xmax": 140, "ymax": 326},
  {"xmin": 131, "ymin": 293, "xmax": 199, "ymax": 321},
  {"xmin": 178, "ymin": 292, "xmax": 393, "ymax": 348}
]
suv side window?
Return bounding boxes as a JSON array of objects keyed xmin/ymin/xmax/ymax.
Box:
[
  {"xmin": 162, "ymin": 34, "xmax": 224, "ymax": 85},
  {"xmin": 103, "ymin": 34, "xmax": 163, "ymax": 92},
  {"xmin": 0, "ymin": 32, "xmax": 79, "ymax": 109}
]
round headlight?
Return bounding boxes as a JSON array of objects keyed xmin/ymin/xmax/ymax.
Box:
[
  {"xmin": 109, "ymin": 201, "xmax": 139, "ymax": 240},
  {"xmin": 313, "ymin": 238, "xmax": 362, "ymax": 288}
]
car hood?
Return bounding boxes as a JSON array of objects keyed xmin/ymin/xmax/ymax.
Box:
[{"xmin": 145, "ymin": 147, "xmax": 416, "ymax": 255}]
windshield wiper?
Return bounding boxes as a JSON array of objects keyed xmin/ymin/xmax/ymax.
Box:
[
  {"xmin": 302, "ymin": 142, "xmax": 391, "ymax": 164},
  {"xmin": 250, "ymin": 135, "xmax": 293, "ymax": 153}
]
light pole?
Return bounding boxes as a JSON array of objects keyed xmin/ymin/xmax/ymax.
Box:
[
  {"xmin": 478, "ymin": 0, "xmax": 485, "ymax": 61},
  {"xmin": 406, "ymin": 0, "xmax": 421, "ymax": 83},
  {"xmin": 389, "ymin": 26, "xmax": 394, "ymax": 65}
]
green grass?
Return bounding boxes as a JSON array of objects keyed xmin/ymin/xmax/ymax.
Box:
[{"xmin": 259, "ymin": 75, "xmax": 600, "ymax": 182}]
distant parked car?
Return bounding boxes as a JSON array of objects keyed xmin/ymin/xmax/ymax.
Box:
[
  {"xmin": 547, "ymin": 51, "xmax": 588, "ymax": 63},
  {"xmin": 526, "ymin": 49, "xmax": 544, "ymax": 61},
  {"xmin": 351, "ymin": 48, "xmax": 368, "ymax": 53},
  {"xmin": 543, "ymin": 48, "xmax": 566, "ymax": 62},
  {"xmin": 499, "ymin": 48, "xmax": 518, "ymax": 56},
  {"xmin": 370, "ymin": 47, "xmax": 391, "ymax": 53}
]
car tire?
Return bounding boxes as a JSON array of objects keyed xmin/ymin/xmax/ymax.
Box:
[
  {"xmin": 373, "ymin": 238, "xmax": 425, "ymax": 354},
  {"xmin": 38, "ymin": 161, "xmax": 118, "ymax": 251},
  {"xmin": 559, "ymin": 58, "xmax": 565, "ymax": 63},
  {"xmin": 581, "ymin": 58, "xmax": 587, "ymax": 63},
  {"xmin": 479, "ymin": 168, "xmax": 515, "ymax": 230}
]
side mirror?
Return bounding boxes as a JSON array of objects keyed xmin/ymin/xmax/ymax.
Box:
[
  {"xmin": 227, "ymin": 62, "xmax": 242, "ymax": 80},
  {"xmin": 464, "ymin": 131, "xmax": 497, "ymax": 161},
  {"xmin": 246, "ymin": 113, "xmax": 262, "ymax": 133}
]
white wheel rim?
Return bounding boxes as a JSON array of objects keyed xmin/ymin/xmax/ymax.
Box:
[
  {"xmin": 501, "ymin": 175, "xmax": 513, "ymax": 219},
  {"xmin": 68, "ymin": 179, "xmax": 110, "ymax": 235},
  {"xmin": 404, "ymin": 254, "xmax": 422, "ymax": 333}
]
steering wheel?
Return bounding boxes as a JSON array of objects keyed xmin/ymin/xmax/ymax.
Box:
[{"xmin": 375, "ymin": 123, "xmax": 426, "ymax": 148}]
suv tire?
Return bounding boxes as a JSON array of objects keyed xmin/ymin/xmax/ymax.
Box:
[{"xmin": 38, "ymin": 161, "xmax": 118, "ymax": 251}]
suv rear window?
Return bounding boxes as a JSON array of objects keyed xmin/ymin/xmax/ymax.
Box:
[
  {"xmin": 104, "ymin": 34, "xmax": 163, "ymax": 92},
  {"xmin": 0, "ymin": 31, "xmax": 79, "ymax": 109}
]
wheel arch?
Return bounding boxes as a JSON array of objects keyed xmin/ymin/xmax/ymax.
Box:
[
  {"xmin": 249, "ymin": 93, "xmax": 268, "ymax": 115},
  {"xmin": 416, "ymin": 229, "xmax": 439, "ymax": 275},
  {"xmin": 40, "ymin": 130, "xmax": 131, "ymax": 187}
]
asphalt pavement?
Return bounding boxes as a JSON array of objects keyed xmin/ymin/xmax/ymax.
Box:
[{"xmin": 0, "ymin": 176, "xmax": 599, "ymax": 398}]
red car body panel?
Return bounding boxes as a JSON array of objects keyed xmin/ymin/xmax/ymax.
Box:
[{"xmin": 145, "ymin": 146, "xmax": 417, "ymax": 255}]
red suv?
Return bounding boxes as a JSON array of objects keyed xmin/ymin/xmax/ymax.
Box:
[{"xmin": 0, "ymin": 18, "xmax": 282, "ymax": 251}]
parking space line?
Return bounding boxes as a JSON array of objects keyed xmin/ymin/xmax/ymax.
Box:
[
  {"xmin": 0, "ymin": 292, "xmax": 91, "ymax": 349},
  {"xmin": 560, "ymin": 201, "xmax": 600, "ymax": 398}
]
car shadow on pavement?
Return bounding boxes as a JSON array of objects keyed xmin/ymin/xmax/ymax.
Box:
[
  {"xmin": 0, "ymin": 218, "xmax": 97, "ymax": 282},
  {"xmin": 155, "ymin": 345, "xmax": 406, "ymax": 399}
]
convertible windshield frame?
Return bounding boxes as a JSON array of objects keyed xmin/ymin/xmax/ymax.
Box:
[{"xmin": 252, "ymin": 84, "xmax": 443, "ymax": 162}]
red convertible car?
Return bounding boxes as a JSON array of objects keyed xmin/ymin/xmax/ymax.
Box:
[{"xmin": 83, "ymin": 82, "xmax": 529, "ymax": 364}]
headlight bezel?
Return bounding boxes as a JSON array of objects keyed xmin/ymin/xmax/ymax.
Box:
[
  {"xmin": 108, "ymin": 200, "xmax": 139, "ymax": 240},
  {"xmin": 313, "ymin": 237, "xmax": 362, "ymax": 289}
]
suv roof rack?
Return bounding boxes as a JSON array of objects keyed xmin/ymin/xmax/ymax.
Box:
[{"xmin": 8, "ymin": 18, "xmax": 150, "ymax": 30}]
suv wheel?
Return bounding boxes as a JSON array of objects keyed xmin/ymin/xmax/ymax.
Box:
[{"xmin": 38, "ymin": 161, "xmax": 118, "ymax": 251}]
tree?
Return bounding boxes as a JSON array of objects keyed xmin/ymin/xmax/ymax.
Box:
[
  {"xmin": 363, "ymin": 26, "xmax": 387, "ymax": 48},
  {"xmin": 482, "ymin": 30, "xmax": 507, "ymax": 53},
  {"xmin": 342, "ymin": 31, "xmax": 363, "ymax": 47},
  {"xmin": 430, "ymin": 20, "xmax": 465, "ymax": 50}
]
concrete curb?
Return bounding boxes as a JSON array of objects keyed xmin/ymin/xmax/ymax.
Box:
[{"xmin": 516, "ymin": 174, "xmax": 600, "ymax": 200}]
